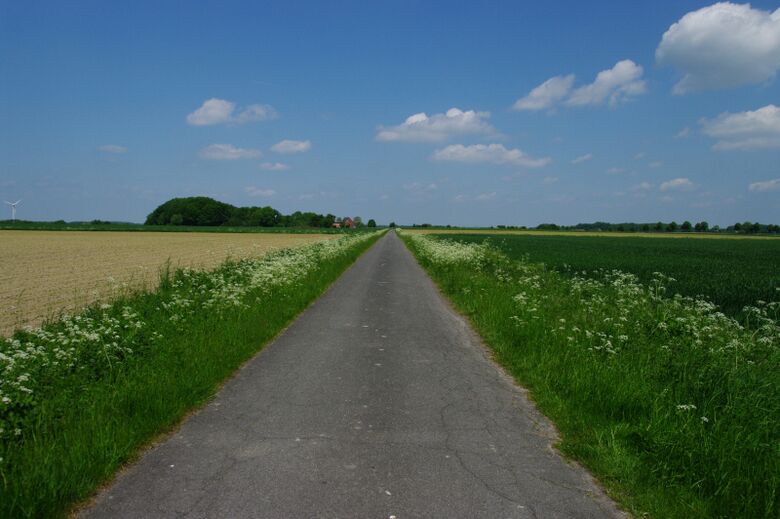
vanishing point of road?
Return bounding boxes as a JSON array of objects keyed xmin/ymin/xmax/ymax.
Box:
[{"xmin": 83, "ymin": 231, "xmax": 623, "ymax": 518}]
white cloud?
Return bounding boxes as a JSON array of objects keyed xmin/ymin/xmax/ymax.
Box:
[
  {"xmin": 634, "ymin": 152, "xmax": 646, "ymax": 159},
  {"xmin": 748, "ymin": 178, "xmax": 780, "ymax": 192},
  {"xmin": 700, "ymin": 104, "xmax": 780, "ymax": 150},
  {"xmin": 649, "ymin": 161, "xmax": 664, "ymax": 168},
  {"xmin": 271, "ymin": 139, "xmax": 311, "ymax": 154},
  {"xmin": 453, "ymin": 194, "xmax": 468, "ymax": 202},
  {"xmin": 476, "ymin": 192, "xmax": 497, "ymax": 200},
  {"xmin": 566, "ymin": 60, "xmax": 647, "ymax": 107},
  {"xmin": 234, "ymin": 104, "xmax": 277, "ymax": 123},
  {"xmin": 376, "ymin": 108, "xmax": 494, "ymax": 142},
  {"xmin": 632, "ymin": 181, "xmax": 654, "ymax": 191},
  {"xmin": 571, "ymin": 153, "xmax": 593, "ymax": 164},
  {"xmin": 656, "ymin": 3, "xmax": 780, "ymax": 94},
  {"xmin": 199, "ymin": 144, "xmax": 262, "ymax": 160},
  {"xmin": 606, "ymin": 167, "xmax": 626, "ymax": 175},
  {"xmin": 432, "ymin": 143, "xmax": 550, "ymax": 168},
  {"xmin": 542, "ymin": 176, "xmax": 559, "ymax": 184},
  {"xmin": 513, "ymin": 75, "xmax": 575, "ymax": 111},
  {"xmin": 186, "ymin": 98, "xmax": 277, "ymax": 126},
  {"xmin": 403, "ymin": 182, "xmax": 438, "ymax": 198},
  {"xmin": 259, "ymin": 162, "xmax": 290, "ymax": 171},
  {"xmin": 98, "ymin": 144, "xmax": 127, "ymax": 154},
  {"xmin": 516, "ymin": 60, "xmax": 646, "ymax": 111},
  {"xmin": 660, "ymin": 177, "xmax": 695, "ymax": 191},
  {"xmin": 245, "ymin": 186, "xmax": 276, "ymax": 197},
  {"xmin": 676, "ymin": 127, "xmax": 691, "ymax": 139}
]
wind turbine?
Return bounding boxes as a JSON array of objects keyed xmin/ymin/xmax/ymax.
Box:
[{"xmin": 4, "ymin": 200, "xmax": 21, "ymax": 221}]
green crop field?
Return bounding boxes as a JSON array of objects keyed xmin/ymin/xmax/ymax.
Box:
[{"xmin": 439, "ymin": 233, "xmax": 780, "ymax": 318}]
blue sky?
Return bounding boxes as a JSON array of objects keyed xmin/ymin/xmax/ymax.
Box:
[{"xmin": 1, "ymin": 1, "xmax": 779, "ymax": 226}]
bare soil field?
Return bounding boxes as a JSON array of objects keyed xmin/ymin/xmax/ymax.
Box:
[{"xmin": 0, "ymin": 230, "xmax": 335, "ymax": 335}]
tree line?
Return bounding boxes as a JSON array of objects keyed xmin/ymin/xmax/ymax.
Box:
[
  {"xmin": 531, "ymin": 221, "xmax": 780, "ymax": 234},
  {"xmin": 144, "ymin": 197, "xmax": 376, "ymax": 228}
]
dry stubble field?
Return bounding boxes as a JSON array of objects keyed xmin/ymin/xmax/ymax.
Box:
[{"xmin": 0, "ymin": 230, "xmax": 335, "ymax": 335}]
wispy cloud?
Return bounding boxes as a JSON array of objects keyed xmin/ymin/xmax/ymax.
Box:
[
  {"xmin": 271, "ymin": 139, "xmax": 311, "ymax": 154},
  {"xmin": 432, "ymin": 143, "xmax": 550, "ymax": 168},
  {"xmin": 259, "ymin": 162, "xmax": 290, "ymax": 171},
  {"xmin": 245, "ymin": 186, "xmax": 276, "ymax": 197},
  {"xmin": 376, "ymin": 108, "xmax": 495, "ymax": 142},
  {"xmin": 199, "ymin": 144, "xmax": 262, "ymax": 160},
  {"xmin": 571, "ymin": 153, "xmax": 593, "ymax": 164},
  {"xmin": 748, "ymin": 178, "xmax": 780, "ymax": 192},
  {"xmin": 98, "ymin": 144, "xmax": 128, "ymax": 154},
  {"xmin": 186, "ymin": 98, "xmax": 277, "ymax": 126},
  {"xmin": 676, "ymin": 127, "xmax": 691, "ymax": 139},
  {"xmin": 660, "ymin": 177, "xmax": 695, "ymax": 192}
]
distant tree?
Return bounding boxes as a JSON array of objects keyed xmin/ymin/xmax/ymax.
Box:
[
  {"xmin": 694, "ymin": 221, "xmax": 709, "ymax": 232},
  {"xmin": 667, "ymin": 221, "xmax": 678, "ymax": 232},
  {"xmin": 734, "ymin": 222, "xmax": 742, "ymax": 232},
  {"xmin": 642, "ymin": 223, "xmax": 650, "ymax": 232},
  {"xmin": 655, "ymin": 221, "xmax": 664, "ymax": 231},
  {"xmin": 711, "ymin": 225, "xmax": 720, "ymax": 232},
  {"xmin": 389, "ymin": 221, "xmax": 396, "ymax": 228},
  {"xmin": 681, "ymin": 221, "xmax": 692, "ymax": 231},
  {"xmin": 353, "ymin": 216, "xmax": 363, "ymax": 228},
  {"xmin": 367, "ymin": 219, "xmax": 377, "ymax": 227},
  {"xmin": 170, "ymin": 214, "xmax": 184, "ymax": 226}
]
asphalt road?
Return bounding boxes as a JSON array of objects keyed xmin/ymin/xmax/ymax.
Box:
[{"xmin": 83, "ymin": 231, "xmax": 623, "ymax": 518}]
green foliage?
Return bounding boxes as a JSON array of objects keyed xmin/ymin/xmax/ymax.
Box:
[
  {"xmin": 143, "ymin": 196, "xmax": 350, "ymax": 228},
  {"xmin": 0, "ymin": 233, "xmax": 381, "ymax": 517},
  {"xmin": 445, "ymin": 234, "xmax": 780, "ymax": 318},
  {"xmin": 367, "ymin": 219, "xmax": 377, "ymax": 227},
  {"xmin": 403, "ymin": 233, "xmax": 780, "ymax": 518}
]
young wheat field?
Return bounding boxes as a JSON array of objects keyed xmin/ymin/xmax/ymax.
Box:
[{"xmin": 0, "ymin": 230, "xmax": 335, "ymax": 336}]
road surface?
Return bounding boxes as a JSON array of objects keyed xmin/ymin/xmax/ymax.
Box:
[{"xmin": 83, "ymin": 231, "xmax": 623, "ymax": 518}]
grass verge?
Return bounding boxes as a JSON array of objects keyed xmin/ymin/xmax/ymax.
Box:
[
  {"xmin": 0, "ymin": 232, "xmax": 382, "ymax": 518},
  {"xmin": 401, "ymin": 232, "xmax": 780, "ymax": 518}
]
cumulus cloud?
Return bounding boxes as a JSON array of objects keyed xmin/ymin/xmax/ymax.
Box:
[
  {"xmin": 187, "ymin": 98, "xmax": 277, "ymax": 126},
  {"xmin": 513, "ymin": 75, "xmax": 575, "ymax": 111},
  {"xmin": 700, "ymin": 104, "xmax": 780, "ymax": 150},
  {"xmin": 514, "ymin": 60, "xmax": 646, "ymax": 111},
  {"xmin": 376, "ymin": 108, "xmax": 494, "ymax": 142},
  {"xmin": 245, "ymin": 186, "xmax": 276, "ymax": 197},
  {"xmin": 432, "ymin": 143, "xmax": 550, "ymax": 168},
  {"xmin": 259, "ymin": 162, "xmax": 290, "ymax": 171},
  {"xmin": 98, "ymin": 144, "xmax": 127, "ymax": 154},
  {"xmin": 566, "ymin": 60, "xmax": 647, "ymax": 107},
  {"xmin": 271, "ymin": 139, "xmax": 311, "ymax": 154},
  {"xmin": 660, "ymin": 177, "xmax": 695, "ymax": 191},
  {"xmin": 748, "ymin": 178, "xmax": 780, "ymax": 192},
  {"xmin": 199, "ymin": 144, "xmax": 261, "ymax": 160},
  {"xmin": 571, "ymin": 153, "xmax": 593, "ymax": 164},
  {"xmin": 656, "ymin": 3, "xmax": 780, "ymax": 94}
]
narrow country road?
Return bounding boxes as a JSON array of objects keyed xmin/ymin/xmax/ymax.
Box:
[{"xmin": 83, "ymin": 231, "xmax": 623, "ymax": 518}]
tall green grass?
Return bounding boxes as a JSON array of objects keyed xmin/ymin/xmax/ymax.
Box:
[
  {"xmin": 403, "ymin": 232, "xmax": 780, "ymax": 518},
  {"xmin": 0, "ymin": 233, "xmax": 381, "ymax": 518}
]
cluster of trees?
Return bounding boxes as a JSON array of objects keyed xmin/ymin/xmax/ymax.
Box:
[{"xmin": 145, "ymin": 197, "xmax": 375, "ymax": 228}]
